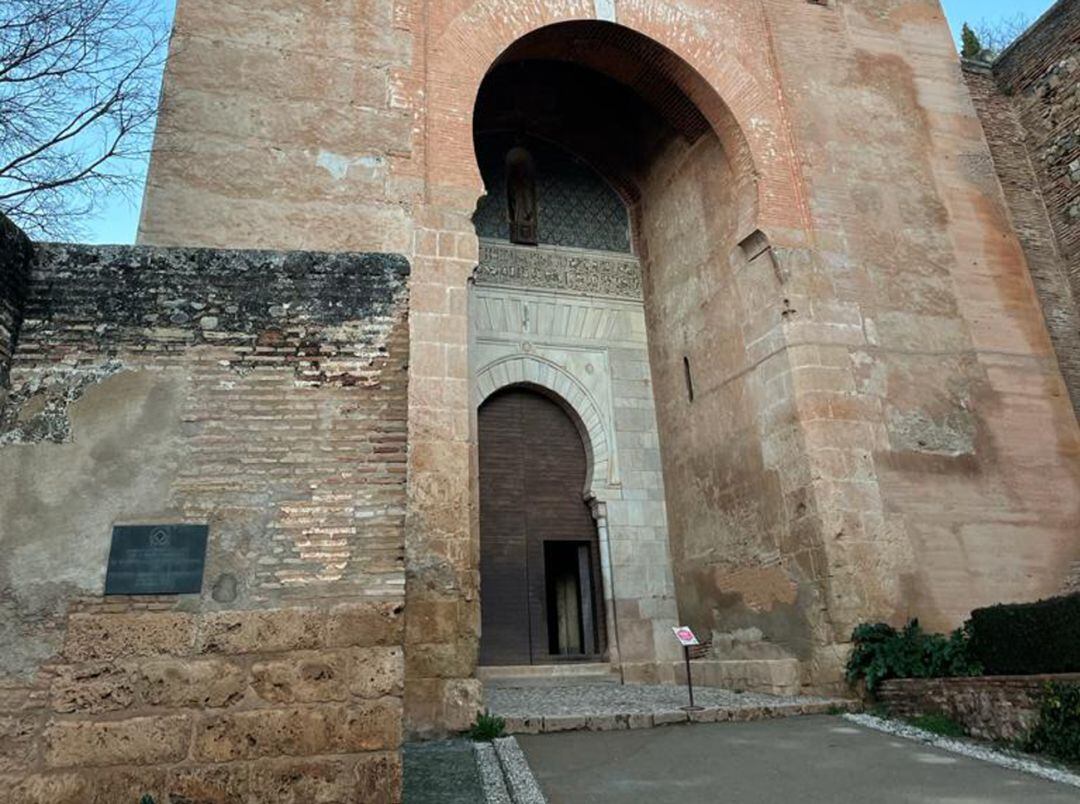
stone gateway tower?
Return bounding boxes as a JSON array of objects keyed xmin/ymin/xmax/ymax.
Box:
[{"xmin": 1, "ymin": 0, "xmax": 1078, "ymax": 800}]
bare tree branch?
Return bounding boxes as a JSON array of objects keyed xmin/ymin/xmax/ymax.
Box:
[{"xmin": 0, "ymin": 0, "xmax": 169, "ymax": 238}]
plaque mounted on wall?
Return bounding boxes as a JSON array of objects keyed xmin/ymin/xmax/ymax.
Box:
[{"xmin": 104, "ymin": 524, "xmax": 209, "ymax": 595}]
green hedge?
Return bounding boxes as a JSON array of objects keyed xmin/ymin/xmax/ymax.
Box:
[
  {"xmin": 1025, "ymin": 682, "xmax": 1080, "ymax": 763},
  {"xmin": 967, "ymin": 593, "xmax": 1080, "ymax": 676},
  {"xmin": 845, "ymin": 620, "xmax": 981, "ymax": 694}
]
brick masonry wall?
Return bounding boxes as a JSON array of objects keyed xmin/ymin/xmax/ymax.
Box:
[
  {"xmin": 0, "ymin": 215, "xmax": 33, "ymax": 387},
  {"xmin": 995, "ymin": 0, "xmax": 1080, "ymax": 296},
  {"xmin": 0, "ymin": 243, "xmax": 409, "ymax": 801},
  {"xmin": 878, "ymin": 674, "xmax": 1080, "ymax": 743}
]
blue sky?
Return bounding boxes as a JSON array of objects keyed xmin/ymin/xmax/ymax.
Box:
[{"xmin": 81, "ymin": 0, "xmax": 1057, "ymax": 244}]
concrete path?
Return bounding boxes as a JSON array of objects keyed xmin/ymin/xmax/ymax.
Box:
[
  {"xmin": 517, "ymin": 715, "xmax": 1078, "ymax": 803},
  {"xmin": 487, "ymin": 682, "xmax": 853, "ymax": 734}
]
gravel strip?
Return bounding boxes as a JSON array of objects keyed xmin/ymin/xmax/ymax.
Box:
[
  {"xmin": 488, "ymin": 682, "xmax": 839, "ymax": 717},
  {"xmin": 843, "ymin": 713, "xmax": 1080, "ymax": 789},
  {"xmin": 474, "ymin": 741, "xmax": 512, "ymax": 804},
  {"xmin": 493, "ymin": 736, "xmax": 548, "ymax": 803}
]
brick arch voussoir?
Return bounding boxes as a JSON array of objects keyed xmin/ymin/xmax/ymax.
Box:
[{"xmin": 428, "ymin": 0, "xmax": 779, "ymax": 238}]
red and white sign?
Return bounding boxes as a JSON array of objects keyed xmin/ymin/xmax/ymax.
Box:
[{"xmin": 672, "ymin": 626, "xmax": 699, "ymax": 646}]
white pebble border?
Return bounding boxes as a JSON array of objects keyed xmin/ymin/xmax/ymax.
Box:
[
  {"xmin": 843, "ymin": 713, "xmax": 1080, "ymax": 789},
  {"xmin": 473, "ymin": 741, "xmax": 513, "ymax": 804},
  {"xmin": 492, "ymin": 736, "xmax": 548, "ymax": 804}
]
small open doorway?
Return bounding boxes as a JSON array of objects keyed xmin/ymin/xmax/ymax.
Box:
[
  {"xmin": 544, "ymin": 541, "xmax": 600, "ymax": 657},
  {"xmin": 478, "ymin": 386, "xmax": 606, "ymax": 666}
]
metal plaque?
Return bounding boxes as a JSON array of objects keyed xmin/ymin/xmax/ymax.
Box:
[{"xmin": 104, "ymin": 524, "xmax": 209, "ymax": 595}]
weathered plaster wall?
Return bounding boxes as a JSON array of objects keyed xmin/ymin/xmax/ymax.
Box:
[{"xmin": 0, "ymin": 243, "xmax": 409, "ymax": 801}]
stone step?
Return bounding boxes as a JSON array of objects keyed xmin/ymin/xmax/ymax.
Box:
[{"xmin": 478, "ymin": 663, "xmax": 620, "ymax": 687}]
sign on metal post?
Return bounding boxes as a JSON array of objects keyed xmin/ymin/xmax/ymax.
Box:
[{"xmin": 672, "ymin": 625, "xmax": 703, "ymax": 711}]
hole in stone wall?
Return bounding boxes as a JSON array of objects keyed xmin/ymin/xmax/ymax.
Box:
[{"xmin": 683, "ymin": 356, "xmax": 695, "ymax": 402}]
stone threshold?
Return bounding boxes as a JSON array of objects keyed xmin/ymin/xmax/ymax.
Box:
[{"xmin": 499, "ymin": 698, "xmax": 860, "ymax": 735}]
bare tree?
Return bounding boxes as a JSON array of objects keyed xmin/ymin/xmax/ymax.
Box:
[
  {"xmin": 969, "ymin": 13, "xmax": 1032, "ymax": 61},
  {"xmin": 0, "ymin": 0, "xmax": 169, "ymax": 238}
]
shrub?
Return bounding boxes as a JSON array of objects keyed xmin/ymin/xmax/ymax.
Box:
[
  {"xmin": 845, "ymin": 619, "xmax": 982, "ymax": 694},
  {"xmin": 468, "ymin": 710, "xmax": 506, "ymax": 742},
  {"xmin": 967, "ymin": 593, "xmax": 1080, "ymax": 676},
  {"xmin": 1024, "ymin": 682, "xmax": 1080, "ymax": 763}
]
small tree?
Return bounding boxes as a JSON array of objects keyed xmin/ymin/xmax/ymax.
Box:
[
  {"xmin": 0, "ymin": 0, "xmax": 169, "ymax": 238},
  {"xmin": 960, "ymin": 23, "xmax": 983, "ymax": 59}
]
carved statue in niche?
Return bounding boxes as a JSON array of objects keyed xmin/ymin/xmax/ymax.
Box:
[{"xmin": 506, "ymin": 145, "xmax": 538, "ymax": 245}]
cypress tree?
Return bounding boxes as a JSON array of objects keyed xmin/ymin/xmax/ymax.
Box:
[{"xmin": 961, "ymin": 23, "xmax": 983, "ymax": 59}]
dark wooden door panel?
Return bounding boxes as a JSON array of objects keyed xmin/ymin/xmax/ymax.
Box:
[{"xmin": 478, "ymin": 387, "xmax": 606, "ymax": 665}]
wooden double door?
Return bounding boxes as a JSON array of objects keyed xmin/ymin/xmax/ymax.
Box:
[{"xmin": 478, "ymin": 387, "xmax": 606, "ymax": 666}]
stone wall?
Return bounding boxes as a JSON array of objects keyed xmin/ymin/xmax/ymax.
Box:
[
  {"xmin": 0, "ymin": 242, "xmax": 409, "ymax": 800},
  {"xmin": 878, "ymin": 674, "xmax": 1080, "ymax": 743},
  {"xmin": 139, "ymin": 0, "xmax": 1080, "ymax": 724},
  {"xmin": 962, "ymin": 0, "xmax": 1080, "ymax": 415}
]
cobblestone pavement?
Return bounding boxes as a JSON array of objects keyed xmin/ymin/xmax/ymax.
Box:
[{"xmin": 486, "ymin": 682, "xmax": 853, "ymax": 733}]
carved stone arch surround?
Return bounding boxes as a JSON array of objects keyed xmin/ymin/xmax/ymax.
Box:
[{"xmin": 475, "ymin": 353, "xmax": 614, "ymax": 498}]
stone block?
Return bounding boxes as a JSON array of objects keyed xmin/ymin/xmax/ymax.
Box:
[
  {"xmin": 198, "ymin": 608, "xmax": 322, "ymax": 655},
  {"xmin": 0, "ymin": 714, "xmax": 38, "ymax": 772},
  {"xmin": 2, "ymin": 768, "xmax": 166, "ymax": 804},
  {"xmin": 249, "ymin": 647, "xmax": 403, "ymax": 704},
  {"xmin": 251, "ymin": 652, "xmax": 351, "ymax": 704},
  {"xmin": 349, "ymin": 647, "xmax": 405, "ymax": 699},
  {"xmin": 586, "ymin": 714, "xmax": 628, "ymax": 731},
  {"xmin": 652, "ymin": 710, "xmax": 688, "ymax": 726},
  {"xmin": 326, "ymin": 601, "xmax": 404, "ymax": 647},
  {"xmin": 192, "ymin": 700, "xmax": 402, "ymax": 762},
  {"xmin": 50, "ymin": 664, "xmax": 136, "ymax": 715},
  {"xmin": 542, "ymin": 716, "xmax": 587, "ymax": 732},
  {"xmin": 63, "ymin": 613, "xmax": 195, "ymax": 662},
  {"xmin": 138, "ymin": 657, "xmax": 247, "ymax": 708},
  {"xmin": 627, "ymin": 713, "xmax": 653, "ymax": 730},
  {"xmin": 404, "ymin": 599, "xmax": 462, "ymax": 643},
  {"xmin": 502, "ymin": 716, "xmax": 542, "ymax": 734},
  {"xmin": 43, "ymin": 714, "xmax": 192, "ymax": 768},
  {"xmin": 440, "ymin": 678, "xmax": 483, "ymax": 733},
  {"xmin": 405, "ymin": 643, "xmax": 472, "ymax": 679}
]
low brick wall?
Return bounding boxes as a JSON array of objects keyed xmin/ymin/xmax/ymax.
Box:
[{"xmin": 878, "ymin": 674, "xmax": 1080, "ymax": 742}]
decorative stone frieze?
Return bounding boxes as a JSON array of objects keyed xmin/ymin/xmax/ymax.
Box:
[{"xmin": 476, "ymin": 241, "xmax": 643, "ymax": 299}]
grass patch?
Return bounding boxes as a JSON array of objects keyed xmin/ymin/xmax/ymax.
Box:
[
  {"xmin": 908, "ymin": 713, "xmax": 967, "ymax": 738},
  {"xmin": 468, "ymin": 710, "xmax": 506, "ymax": 742}
]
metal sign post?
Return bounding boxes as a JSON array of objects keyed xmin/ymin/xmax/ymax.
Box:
[{"xmin": 672, "ymin": 626, "xmax": 703, "ymax": 712}]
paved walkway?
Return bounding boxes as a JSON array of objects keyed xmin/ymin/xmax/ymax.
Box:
[
  {"xmin": 518, "ymin": 715, "xmax": 1078, "ymax": 803},
  {"xmin": 486, "ymin": 682, "xmax": 852, "ymax": 733}
]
